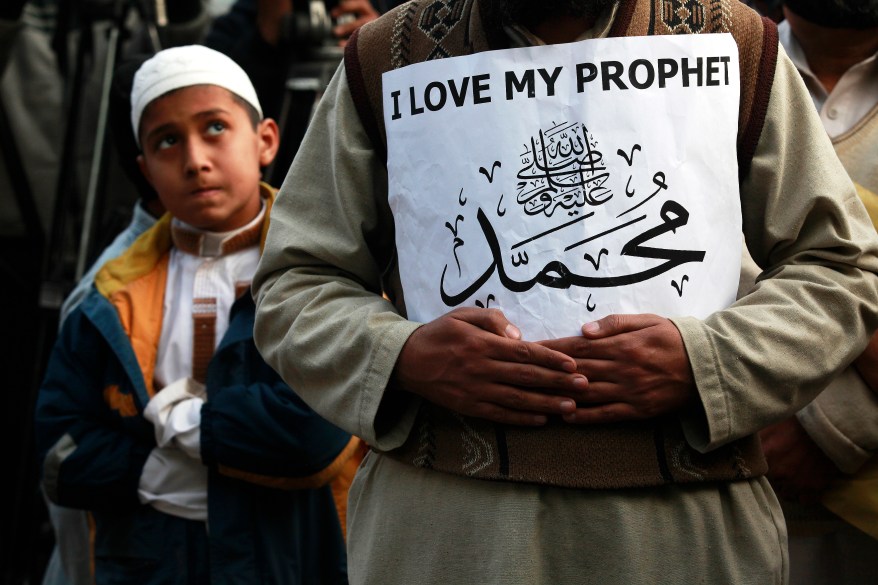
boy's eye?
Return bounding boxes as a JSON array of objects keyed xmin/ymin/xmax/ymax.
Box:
[
  {"xmin": 157, "ymin": 135, "xmax": 177, "ymax": 150},
  {"xmin": 206, "ymin": 121, "xmax": 226, "ymax": 136}
]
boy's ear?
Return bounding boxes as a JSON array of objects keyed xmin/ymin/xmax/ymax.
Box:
[
  {"xmin": 256, "ymin": 118, "xmax": 280, "ymax": 167},
  {"xmin": 137, "ymin": 154, "xmax": 154, "ymax": 185}
]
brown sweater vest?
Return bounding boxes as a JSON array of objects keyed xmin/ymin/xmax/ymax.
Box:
[{"xmin": 345, "ymin": 0, "xmax": 778, "ymax": 489}]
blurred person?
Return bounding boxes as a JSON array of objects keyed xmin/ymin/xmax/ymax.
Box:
[
  {"xmin": 754, "ymin": 1, "xmax": 878, "ymax": 584},
  {"xmin": 206, "ymin": 0, "xmax": 391, "ymax": 182},
  {"xmin": 1, "ymin": 4, "xmax": 213, "ymax": 583},
  {"xmin": 41, "ymin": 54, "xmax": 162, "ymax": 585},
  {"xmin": 35, "ymin": 45, "xmax": 360, "ymax": 584},
  {"xmin": 252, "ymin": 0, "xmax": 878, "ymax": 583}
]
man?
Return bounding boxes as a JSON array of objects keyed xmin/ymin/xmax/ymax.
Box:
[
  {"xmin": 755, "ymin": 1, "xmax": 878, "ymax": 583},
  {"xmin": 253, "ymin": 0, "xmax": 878, "ymax": 583}
]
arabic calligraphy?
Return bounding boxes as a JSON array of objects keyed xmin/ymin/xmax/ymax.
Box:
[
  {"xmin": 516, "ymin": 122, "xmax": 613, "ymax": 217},
  {"xmin": 440, "ymin": 201, "xmax": 705, "ymax": 306},
  {"xmin": 437, "ymin": 119, "xmax": 710, "ymax": 311}
]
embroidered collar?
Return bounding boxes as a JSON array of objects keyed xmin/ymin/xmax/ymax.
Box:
[{"xmin": 171, "ymin": 203, "xmax": 265, "ymax": 257}]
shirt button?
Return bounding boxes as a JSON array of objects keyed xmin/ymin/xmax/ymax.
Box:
[{"xmin": 827, "ymin": 107, "xmax": 838, "ymax": 120}]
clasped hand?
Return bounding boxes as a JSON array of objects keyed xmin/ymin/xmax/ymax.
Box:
[{"xmin": 393, "ymin": 308, "xmax": 696, "ymax": 426}]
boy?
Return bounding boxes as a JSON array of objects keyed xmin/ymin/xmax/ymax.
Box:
[{"xmin": 35, "ymin": 45, "xmax": 359, "ymax": 585}]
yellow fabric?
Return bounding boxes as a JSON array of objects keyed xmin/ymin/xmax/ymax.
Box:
[
  {"xmin": 823, "ymin": 457, "xmax": 878, "ymax": 540},
  {"xmin": 94, "ymin": 213, "xmax": 174, "ymax": 297},
  {"xmin": 95, "ymin": 214, "xmax": 172, "ymax": 398},
  {"xmin": 102, "ymin": 384, "xmax": 139, "ymax": 417},
  {"xmin": 854, "ymin": 183, "xmax": 878, "ymax": 231},
  {"xmin": 819, "ymin": 163, "xmax": 878, "ymax": 540},
  {"xmin": 93, "ymin": 184, "xmax": 276, "ymax": 398},
  {"xmin": 217, "ymin": 436, "xmax": 364, "ymax": 491}
]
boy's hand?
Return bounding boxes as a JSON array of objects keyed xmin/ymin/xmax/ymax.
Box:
[
  {"xmin": 331, "ymin": 0, "xmax": 380, "ymax": 43},
  {"xmin": 539, "ymin": 314, "xmax": 696, "ymax": 424},
  {"xmin": 392, "ymin": 308, "xmax": 587, "ymax": 426}
]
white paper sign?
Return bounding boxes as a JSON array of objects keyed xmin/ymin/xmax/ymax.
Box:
[{"xmin": 384, "ymin": 34, "xmax": 742, "ymax": 340}]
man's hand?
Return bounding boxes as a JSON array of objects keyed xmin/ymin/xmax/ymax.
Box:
[
  {"xmin": 759, "ymin": 417, "xmax": 840, "ymax": 504},
  {"xmin": 392, "ymin": 308, "xmax": 588, "ymax": 426},
  {"xmin": 332, "ymin": 0, "xmax": 380, "ymax": 44},
  {"xmin": 539, "ymin": 313, "xmax": 696, "ymax": 424},
  {"xmin": 853, "ymin": 330, "xmax": 878, "ymax": 392},
  {"xmin": 256, "ymin": 0, "xmax": 293, "ymax": 46}
]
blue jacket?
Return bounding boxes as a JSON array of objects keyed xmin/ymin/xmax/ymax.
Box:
[{"xmin": 35, "ymin": 191, "xmax": 357, "ymax": 584}]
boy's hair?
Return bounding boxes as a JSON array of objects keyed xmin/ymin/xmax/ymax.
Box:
[
  {"xmin": 230, "ymin": 93, "xmax": 262, "ymax": 130},
  {"xmin": 130, "ymin": 45, "xmax": 262, "ymax": 145}
]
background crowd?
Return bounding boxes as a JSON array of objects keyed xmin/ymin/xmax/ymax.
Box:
[{"xmin": 2, "ymin": 0, "xmax": 876, "ymax": 583}]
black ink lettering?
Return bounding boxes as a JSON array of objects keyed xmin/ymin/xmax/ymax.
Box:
[
  {"xmin": 565, "ymin": 215, "xmax": 646, "ymax": 251},
  {"xmin": 479, "ymin": 161, "xmax": 502, "ymax": 183},
  {"xmin": 586, "ymin": 294, "xmax": 596, "ymax": 311},
  {"xmin": 444, "ymin": 215, "xmax": 464, "ymax": 236},
  {"xmin": 506, "ymin": 69, "xmax": 535, "ymax": 100},
  {"xmin": 681, "ymin": 57, "xmax": 703, "ymax": 87},
  {"xmin": 440, "ymin": 207, "xmax": 706, "ymax": 307},
  {"xmin": 440, "ymin": 255, "xmax": 494, "ymax": 306},
  {"xmin": 576, "ymin": 63, "xmax": 598, "ymax": 92},
  {"xmin": 628, "ymin": 59, "xmax": 655, "ymax": 90},
  {"xmin": 458, "ymin": 188, "xmax": 467, "ymax": 206},
  {"xmin": 445, "ymin": 215, "xmax": 466, "ymax": 276},
  {"xmin": 625, "ymin": 176, "xmax": 635, "ymax": 197},
  {"xmin": 658, "ymin": 58, "xmax": 678, "ymax": 88},
  {"xmin": 706, "ymin": 57, "xmax": 720, "ymax": 86},
  {"xmin": 620, "ymin": 200, "xmax": 705, "ymax": 264},
  {"xmin": 473, "ymin": 74, "xmax": 491, "ymax": 104},
  {"xmin": 617, "ymin": 144, "xmax": 641, "ymax": 166},
  {"xmin": 720, "ymin": 56, "xmax": 731, "ymax": 85},
  {"xmin": 391, "ymin": 90, "xmax": 402, "ymax": 120},
  {"xmin": 448, "ymin": 77, "xmax": 470, "ymax": 107},
  {"xmin": 652, "ymin": 172, "xmax": 668, "ymax": 193},
  {"xmin": 475, "ymin": 294, "xmax": 496, "ymax": 309},
  {"xmin": 512, "ymin": 211, "xmax": 594, "ymax": 249},
  {"xmin": 671, "ymin": 275, "xmax": 689, "ymax": 296},
  {"xmin": 425, "ymin": 81, "xmax": 447, "ymax": 112},
  {"xmin": 538, "ymin": 66, "xmax": 563, "ymax": 96},
  {"xmin": 616, "ymin": 172, "xmax": 669, "ymax": 218},
  {"xmin": 511, "ymin": 251, "xmax": 529, "ymax": 267},
  {"xmin": 409, "ymin": 85, "xmax": 424, "ymax": 115},
  {"xmin": 601, "ymin": 61, "xmax": 628, "ymax": 90},
  {"xmin": 583, "ymin": 248, "xmax": 608, "ymax": 270}
]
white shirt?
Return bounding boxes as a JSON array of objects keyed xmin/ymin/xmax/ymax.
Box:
[
  {"xmin": 137, "ymin": 205, "xmax": 264, "ymax": 521},
  {"xmin": 778, "ymin": 20, "xmax": 878, "ymax": 138}
]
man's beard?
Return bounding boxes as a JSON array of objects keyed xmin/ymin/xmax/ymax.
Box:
[
  {"xmin": 485, "ymin": 0, "xmax": 616, "ymax": 26},
  {"xmin": 784, "ymin": 0, "xmax": 878, "ymax": 28}
]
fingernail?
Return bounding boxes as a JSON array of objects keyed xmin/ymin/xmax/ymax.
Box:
[
  {"xmin": 560, "ymin": 400, "xmax": 576, "ymax": 412},
  {"xmin": 573, "ymin": 376, "xmax": 588, "ymax": 389},
  {"xmin": 505, "ymin": 324, "xmax": 521, "ymax": 339},
  {"xmin": 582, "ymin": 321, "xmax": 599, "ymax": 333},
  {"xmin": 562, "ymin": 360, "xmax": 576, "ymax": 372}
]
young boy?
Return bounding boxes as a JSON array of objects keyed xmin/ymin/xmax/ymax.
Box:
[{"xmin": 35, "ymin": 45, "xmax": 360, "ymax": 585}]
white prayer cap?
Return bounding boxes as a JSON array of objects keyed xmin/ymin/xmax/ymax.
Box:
[{"xmin": 130, "ymin": 45, "xmax": 262, "ymax": 144}]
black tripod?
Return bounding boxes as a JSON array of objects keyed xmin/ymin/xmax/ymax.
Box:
[
  {"xmin": 44, "ymin": 0, "xmax": 163, "ymax": 305},
  {"xmin": 4, "ymin": 3, "xmax": 162, "ymax": 582},
  {"xmin": 266, "ymin": 0, "xmax": 346, "ymax": 185}
]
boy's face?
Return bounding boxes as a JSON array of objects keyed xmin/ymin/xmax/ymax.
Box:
[{"xmin": 137, "ymin": 85, "xmax": 278, "ymax": 232}]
